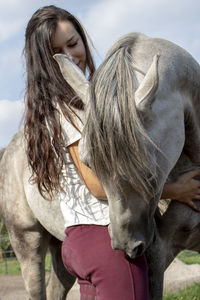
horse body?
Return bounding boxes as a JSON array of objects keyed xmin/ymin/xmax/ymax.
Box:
[
  {"xmin": 0, "ymin": 131, "xmax": 75, "ymax": 300},
  {"xmin": 146, "ymin": 198, "xmax": 200, "ymax": 299},
  {"xmin": 1, "ymin": 33, "xmax": 200, "ymax": 299},
  {"xmin": 78, "ymin": 33, "xmax": 200, "ymax": 258}
]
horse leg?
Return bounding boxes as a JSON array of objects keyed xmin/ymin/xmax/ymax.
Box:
[
  {"xmin": 0, "ymin": 134, "xmax": 72, "ymax": 299},
  {"xmin": 146, "ymin": 240, "xmax": 165, "ymax": 300},
  {"xmin": 7, "ymin": 223, "xmax": 51, "ymax": 300},
  {"xmin": 146, "ymin": 200, "xmax": 195, "ymax": 300},
  {"xmin": 47, "ymin": 236, "xmax": 76, "ymax": 300}
]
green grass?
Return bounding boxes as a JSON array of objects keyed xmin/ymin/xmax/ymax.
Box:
[
  {"xmin": 1, "ymin": 251, "xmax": 200, "ymax": 275},
  {"xmin": 164, "ymin": 282, "xmax": 200, "ymax": 300},
  {"xmin": 163, "ymin": 250, "xmax": 200, "ymax": 299},
  {"xmin": 45, "ymin": 253, "xmax": 51, "ymax": 272},
  {"xmin": 0, "ymin": 253, "xmax": 51, "ymax": 275},
  {"xmin": 0, "ymin": 258, "xmax": 21, "ymax": 275},
  {"xmin": 178, "ymin": 250, "xmax": 200, "ymax": 265}
]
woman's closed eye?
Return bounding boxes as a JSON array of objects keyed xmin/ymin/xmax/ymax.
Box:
[
  {"xmin": 53, "ymin": 40, "xmax": 78, "ymax": 54},
  {"xmin": 68, "ymin": 40, "xmax": 78, "ymax": 48}
]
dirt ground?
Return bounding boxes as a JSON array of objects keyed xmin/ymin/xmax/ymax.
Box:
[
  {"xmin": 0, "ymin": 259, "xmax": 200, "ymax": 299},
  {"xmin": 0, "ymin": 275, "xmax": 80, "ymax": 300}
]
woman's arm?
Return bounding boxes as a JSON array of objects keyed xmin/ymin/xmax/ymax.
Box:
[
  {"xmin": 161, "ymin": 169, "xmax": 200, "ymax": 210},
  {"xmin": 68, "ymin": 141, "xmax": 200, "ymax": 208},
  {"xmin": 68, "ymin": 140, "xmax": 107, "ymax": 200}
]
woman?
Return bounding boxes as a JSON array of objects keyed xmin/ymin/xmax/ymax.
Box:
[{"xmin": 24, "ymin": 5, "xmax": 200, "ymax": 300}]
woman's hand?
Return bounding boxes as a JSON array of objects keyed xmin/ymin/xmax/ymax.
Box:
[{"xmin": 162, "ymin": 169, "xmax": 200, "ymax": 211}]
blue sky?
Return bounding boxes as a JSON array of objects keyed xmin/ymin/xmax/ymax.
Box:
[{"xmin": 1, "ymin": 0, "xmax": 200, "ymax": 147}]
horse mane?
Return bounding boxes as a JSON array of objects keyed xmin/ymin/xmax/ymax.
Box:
[{"xmin": 83, "ymin": 33, "xmax": 158, "ymax": 200}]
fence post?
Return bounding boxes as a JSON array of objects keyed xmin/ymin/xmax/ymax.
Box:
[{"xmin": 0, "ymin": 237, "xmax": 16, "ymax": 275}]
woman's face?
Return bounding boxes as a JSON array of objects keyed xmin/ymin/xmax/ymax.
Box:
[{"xmin": 51, "ymin": 21, "xmax": 87, "ymax": 73}]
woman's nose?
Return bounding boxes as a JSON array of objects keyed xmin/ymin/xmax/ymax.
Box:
[{"xmin": 66, "ymin": 52, "xmax": 73, "ymax": 61}]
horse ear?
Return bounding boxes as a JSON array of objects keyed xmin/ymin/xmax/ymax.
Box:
[
  {"xmin": 53, "ymin": 54, "xmax": 90, "ymax": 103},
  {"xmin": 135, "ymin": 54, "xmax": 159, "ymax": 112}
]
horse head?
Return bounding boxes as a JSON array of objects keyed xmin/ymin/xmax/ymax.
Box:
[{"xmin": 54, "ymin": 33, "xmax": 200, "ymax": 258}]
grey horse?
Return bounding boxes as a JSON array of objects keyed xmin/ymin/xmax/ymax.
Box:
[
  {"xmin": 1, "ymin": 32, "xmax": 200, "ymax": 299},
  {"xmin": 0, "ymin": 137, "xmax": 75, "ymax": 300},
  {"xmin": 75, "ymin": 32, "xmax": 200, "ymax": 259},
  {"xmin": 54, "ymin": 32, "xmax": 200, "ymax": 298}
]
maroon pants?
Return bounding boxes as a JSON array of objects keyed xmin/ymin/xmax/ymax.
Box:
[{"xmin": 62, "ymin": 225, "xmax": 149, "ymax": 300}]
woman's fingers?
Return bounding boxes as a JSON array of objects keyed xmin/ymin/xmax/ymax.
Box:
[
  {"xmin": 177, "ymin": 169, "xmax": 200, "ymax": 183},
  {"xmin": 177, "ymin": 197, "xmax": 200, "ymax": 213},
  {"xmin": 186, "ymin": 169, "xmax": 200, "ymax": 179},
  {"xmin": 188, "ymin": 200, "xmax": 200, "ymax": 213},
  {"xmin": 193, "ymin": 194, "xmax": 200, "ymax": 200}
]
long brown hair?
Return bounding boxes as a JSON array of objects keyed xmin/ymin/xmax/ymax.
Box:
[{"xmin": 24, "ymin": 5, "xmax": 95, "ymax": 199}]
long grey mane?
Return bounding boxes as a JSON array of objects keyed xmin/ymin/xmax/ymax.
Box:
[{"xmin": 83, "ymin": 33, "xmax": 158, "ymax": 199}]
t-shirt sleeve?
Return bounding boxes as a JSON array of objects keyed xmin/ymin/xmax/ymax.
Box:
[
  {"xmin": 59, "ymin": 108, "xmax": 84, "ymax": 147},
  {"xmin": 61, "ymin": 115, "xmax": 82, "ymax": 146}
]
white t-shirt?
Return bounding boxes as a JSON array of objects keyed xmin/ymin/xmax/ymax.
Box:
[{"xmin": 58, "ymin": 108, "xmax": 110, "ymax": 228}]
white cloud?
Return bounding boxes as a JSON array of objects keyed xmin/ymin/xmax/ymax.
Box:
[
  {"xmin": 0, "ymin": 19, "xmax": 25, "ymax": 42},
  {"xmin": 0, "ymin": 100, "xmax": 24, "ymax": 148},
  {"xmin": 0, "ymin": 1, "xmax": 28, "ymax": 42},
  {"xmin": 0, "ymin": 44, "xmax": 25, "ymax": 101},
  {"xmin": 0, "ymin": 44, "xmax": 23, "ymax": 72},
  {"xmin": 83, "ymin": 0, "xmax": 200, "ymax": 62}
]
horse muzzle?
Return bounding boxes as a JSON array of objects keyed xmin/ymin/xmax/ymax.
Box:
[{"xmin": 111, "ymin": 237, "xmax": 146, "ymax": 259}]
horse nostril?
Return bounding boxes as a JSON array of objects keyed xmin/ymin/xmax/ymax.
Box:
[
  {"xmin": 126, "ymin": 242, "xmax": 145, "ymax": 259},
  {"xmin": 136, "ymin": 243, "xmax": 145, "ymax": 257}
]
